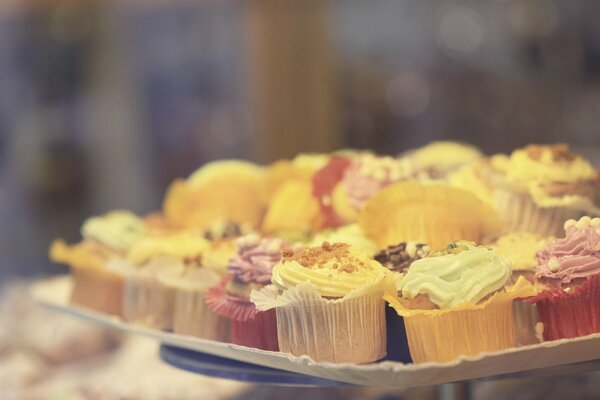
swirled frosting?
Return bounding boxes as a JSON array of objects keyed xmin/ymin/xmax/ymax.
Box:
[
  {"xmin": 82, "ymin": 210, "xmax": 146, "ymax": 253},
  {"xmin": 228, "ymin": 234, "xmax": 286, "ymax": 284},
  {"xmin": 505, "ymin": 144, "xmax": 597, "ymax": 184},
  {"xmin": 272, "ymin": 242, "xmax": 387, "ymax": 298},
  {"xmin": 342, "ymin": 154, "xmax": 420, "ymax": 210},
  {"xmin": 397, "ymin": 244, "xmax": 511, "ymax": 309},
  {"xmin": 127, "ymin": 232, "xmax": 210, "ymax": 265},
  {"xmin": 536, "ymin": 216, "xmax": 600, "ymax": 284},
  {"xmin": 491, "ymin": 232, "xmax": 550, "ymax": 272}
]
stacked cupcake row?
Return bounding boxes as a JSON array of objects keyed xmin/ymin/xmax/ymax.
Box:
[{"xmin": 49, "ymin": 141, "xmax": 600, "ymax": 364}]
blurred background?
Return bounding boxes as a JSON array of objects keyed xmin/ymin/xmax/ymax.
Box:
[{"xmin": 1, "ymin": 0, "xmax": 600, "ymax": 399}]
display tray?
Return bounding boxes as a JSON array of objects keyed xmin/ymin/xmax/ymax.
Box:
[{"xmin": 31, "ymin": 276, "xmax": 600, "ymax": 387}]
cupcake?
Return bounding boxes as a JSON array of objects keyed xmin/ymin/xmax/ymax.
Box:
[
  {"xmin": 403, "ymin": 141, "xmax": 483, "ymax": 179},
  {"xmin": 386, "ymin": 241, "xmax": 536, "ymax": 363},
  {"xmin": 49, "ymin": 211, "xmax": 147, "ymax": 315},
  {"xmin": 119, "ymin": 232, "xmax": 211, "ymax": 330},
  {"xmin": 312, "ymin": 155, "xmax": 354, "ymax": 228},
  {"xmin": 251, "ymin": 242, "xmax": 393, "ymax": 363},
  {"xmin": 205, "ymin": 234, "xmax": 286, "ymax": 350},
  {"xmin": 492, "ymin": 144, "xmax": 600, "ymax": 236},
  {"xmin": 202, "ymin": 220, "xmax": 252, "ymax": 276},
  {"xmin": 359, "ymin": 182, "xmax": 502, "ymax": 250},
  {"xmin": 330, "ymin": 153, "xmax": 426, "ymax": 224},
  {"xmin": 526, "ymin": 216, "xmax": 600, "ymax": 341},
  {"xmin": 447, "ymin": 155, "xmax": 507, "ymax": 206},
  {"xmin": 159, "ymin": 265, "xmax": 231, "ymax": 341},
  {"xmin": 163, "ymin": 160, "xmax": 267, "ymax": 231},
  {"xmin": 374, "ymin": 241, "xmax": 430, "ymax": 362}
]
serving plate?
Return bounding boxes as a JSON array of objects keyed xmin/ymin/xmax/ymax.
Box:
[{"xmin": 31, "ymin": 276, "xmax": 600, "ymax": 387}]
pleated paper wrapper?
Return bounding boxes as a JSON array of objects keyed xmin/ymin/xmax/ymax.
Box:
[
  {"xmin": 121, "ymin": 264, "xmax": 176, "ymax": 331},
  {"xmin": 386, "ymin": 277, "xmax": 537, "ymax": 363},
  {"xmin": 31, "ymin": 276, "xmax": 600, "ymax": 387},
  {"xmin": 159, "ymin": 268, "xmax": 232, "ymax": 342},
  {"xmin": 526, "ymin": 275, "xmax": 600, "ymax": 341},
  {"xmin": 251, "ymin": 274, "xmax": 392, "ymax": 364},
  {"xmin": 205, "ymin": 275, "xmax": 278, "ymax": 351},
  {"xmin": 495, "ymin": 189, "xmax": 586, "ymax": 237}
]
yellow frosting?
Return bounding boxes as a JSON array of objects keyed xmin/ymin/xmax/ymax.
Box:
[
  {"xmin": 81, "ymin": 210, "xmax": 146, "ymax": 253},
  {"xmin": 202, "ymin": 240, "xmax": 237, "ymax": 274},
  {"xmin": 408, "ymin": 141, "xmax": 482, "ymax": 172},
  {"xmin": 448, "ymin": 161, "xmax": 495, "ymax": 205},
  {"xmin": 398, "ymin": 245, "xmax": 511, "ymax": 309},
  {"xmin": 127, "ymin": 232, "xmax": 210, "ymax": 265},
  {"xmin": 272, "ymin": 244, "xmax": 388, "ymax": 298},
  {"xmin": 505, "ymin": 145, "xmax": 597, "ymax": 184},
  {"xmin": 309, "ymin": 224, "xmax": 378, "ymax": 255},
  {"xmin": 490, "ymin": 232, "xmax": 550, "ymax": 272}
]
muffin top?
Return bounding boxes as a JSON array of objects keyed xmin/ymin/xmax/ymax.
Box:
[
  {"xmin": 536, "ymin": 216, "xmax": 600, "ymax": 285},
  {"xmin": 127, "ymin": 232, "xmax": 210, "ymax": 265},
  {"xmin": 272, "ymin": 242, "xmax": 387, "ymax": 298},
  {"xmin": 397, "ymin": 242, "xmax": 511, "ymax": 309},
  {"xmin": 505, "ymin": 144, "xmax": 597, "ymax": 184},
  {"xmin": 341, "ymin": 154, "xmax": 421, "ymax": 210},
  {"xmin": 82, "ymin": 210, "xmax": 146, "ymax": 253},
  {"xmin": 406, "ymin": 141, "xmax": 483, "ymax": 177},
  {"xmin": 490, "ymin": 232, "xmax": 550, "ymax": 272},
  {"xmin": 228, "ymin": 234, "xmax": 286, "ymax": 284}
]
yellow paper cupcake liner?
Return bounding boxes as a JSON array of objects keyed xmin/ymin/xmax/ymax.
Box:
[
  {"xmin": 359, "ymin": 182, "xmax": 502, "ymax": 250},
  {"xmin": 385, "ymin": 277, "xmax": 537, "ymax": 363}
]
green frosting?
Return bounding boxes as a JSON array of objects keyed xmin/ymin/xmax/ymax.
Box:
[
  {"xmin": 398, "ymin": 244, "xmax": 511, "ymax": 309},
  {"xmin": 81, "ymin": 210, "xmax": 146, "ymax": 253}
]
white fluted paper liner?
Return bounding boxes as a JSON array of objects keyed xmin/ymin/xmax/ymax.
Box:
[
  {"xmin": 251, "ymin": 274, "xmax": 390, "ymax": 363},
  {"xmin": 163, "ymin": 268, "xmax": 231, "ymax": 341},
  {"xmin": 495, "ymin": 189, "xmax": 582, "ymax": 237},
  {"xmin": 119, "ymin": 261, "xmax": 176, "ymax": 331}
]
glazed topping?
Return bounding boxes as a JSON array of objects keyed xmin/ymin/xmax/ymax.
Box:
[
  {"xmin": 374, "ymin": 242, "xmax": 430, "ymax": 273},
  {"xmin": 272, "ymin": 242, "xmax": 387, "ymax": 298},
  {"xmin": 505, "ymin": 144, "xmax": 597, "ymax": 184},
  {"xmin": 228, "ymin": 234, "xmax": 286, "ymax": 284},
  {"xmin": 491, "ymin": 232, "xmax": 549, "ymax": 272},
  {"xmin": 398, "ymin": 245, "xmax": 511, "ymax": 309},
  {"xmin": 310, "ymin": 224, "xmax": 378, "ymax": 255},
  {"xmin": 536, "ymin": 216, "xmax": 600, "ymax": 284},
  {"xmin": 342, "ymin": 154, "xmax": 419, "ymax": 210},
  {"xmin": 127, "ymin": 232, "xmax": 210, "ymax": 265},
  {"xmin": 81, "ymin": 210, "xmax": 146, "ymax": 253}
]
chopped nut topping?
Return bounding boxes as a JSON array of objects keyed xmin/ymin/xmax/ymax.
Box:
[{"xmin": 282, "ymin": 241, "xmax": 352, "ymax": 269}]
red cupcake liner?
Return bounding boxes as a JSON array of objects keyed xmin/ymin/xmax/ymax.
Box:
[
  {"xmin": 231, "ymin": 309, "xmax": 278, "ymax": 351},
  {"xmin": 526, "ymin": 275, "xmax": 600, "ymax": 341},
  {"xmin": 205, "ymin": 275, "xmax": 279, "ymax": 350},
  {"xmin": 312, "ymin": 156, "xmax": 351, "ymax": 228}
]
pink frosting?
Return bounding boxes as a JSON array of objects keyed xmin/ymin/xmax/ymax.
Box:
[
  {"xmin": 536, "ymin": 226, "xmax": 600, "ymax": 284},
  {"xmin": 342, "ymin": 156, "xmax": 422, "ymax": 210},
  {"xmin": 228, "ymin": 236, "xmax": 285, "ymax": 284}
]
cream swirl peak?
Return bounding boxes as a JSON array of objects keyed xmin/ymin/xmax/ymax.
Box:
[
  {"xmin": 397, "ymin": 245, "xmax": 511, "ymax": 309},
  {"xmin": 228, "ymin": 234, "xmax": 286, "ymax": 284},
  {"xmin": 272, "ymin": 242, "xmax": 387, "ymax": 298},
  {"xmin": 536, "ymin": 216, "xmax": 600, "ymax": 284},
  {"xmin": 342, "ymin": 154, "xmax": 421, "ymax": 210}
]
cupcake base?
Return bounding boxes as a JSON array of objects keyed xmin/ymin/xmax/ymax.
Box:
[
  {"xmin": 528, "ymin": 275, "xmax": 600, "ymax": 341},
  {"xmin": 496, "ymin": 189, "xmax": 580, "ymax": 237},
  {"xmin": 70, "ymin": 267, "xmax": 123, "ymax": 316},
  {"xmin": 231, "ymin": 309, "xmax": 278, "ymax": 351},
  {"xmin": 173, "ymin": 288, "xmax": 231, "ymax": 342},
  {"xmin": 122, "ymin": 267, "xmax": 175, "ymax": 330}
]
